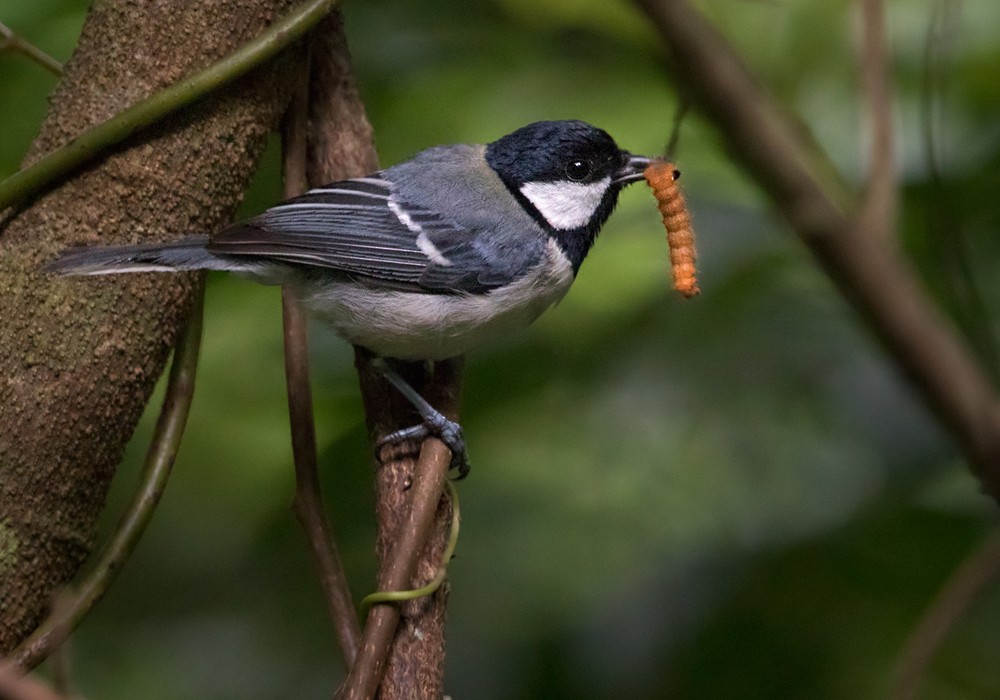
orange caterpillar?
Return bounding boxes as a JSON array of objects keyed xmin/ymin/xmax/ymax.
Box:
[{"xmin": 644, "ymin": 161, "xmax": 699, "ymax": 298}]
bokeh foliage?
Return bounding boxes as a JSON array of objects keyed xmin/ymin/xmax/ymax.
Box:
[{"xmin": 3, "ymin": 0, "xmax": 1000, "ymax": 697}]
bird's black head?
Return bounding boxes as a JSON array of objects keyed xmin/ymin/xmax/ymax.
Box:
[{"xmin": 485, "ymin": 120, "xmax": 650, "ymax": 272}]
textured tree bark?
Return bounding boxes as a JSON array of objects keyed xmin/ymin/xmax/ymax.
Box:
[
  {"xmin": 372, "ymin": 436, "xmax": 453, "ymax": 700},
  {"xmin": 306, "ymin": 11, "xmax": 380, "ymax": 185},
  {"xmin": 0, "ymin": 0, "xmax": 299, "ymax": 650},
  {"xmin": 372, "ymin": 363, "xmax": 459, "ymax": 700},
  {"xmin": 350, "ymin": 354, "xmax": 460, "ymax": 700}
]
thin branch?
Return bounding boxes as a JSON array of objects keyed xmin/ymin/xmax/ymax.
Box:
[
  {"xmin": 281, "ymin": 67, "xmax": 361, "ymax": 669},
  {"xmin": 0, "ymin": 0, "xmax": 339, "ymax": 212},
  {"xmin": 12, "ymin": 286, "xmax": 205, "ymax": 671},
  {"xmin": 663, "ymin": 98, "xmax": 688, "ymax": 161},
  {"xmin": 634, "ymin": 0, "xmax": 1000, "ymax": 502},
  {"xmin": 890, "ymin": 527, "xmax": 1000, "ymax": 700},
  {"xmin": 284, "ymin": 289, "xmax": 361, "ymax": 667},
  {"xmin": 857, "ymin": 0, "xmax": 898, "ymax": 239},
  {"xmin": 920, "ymin": 0, "xmax": 956, "ymax": 184},
  {"xmin": 0, "ymin": 22, "xmax": 63, "ymax": 76},
  {"xmin": 294, "ymin": 12, "xmax": 427, "ymax": 693},
  {"xmin": 918, "ymin": 0, "xmax": 1000, "ymax": 377}
]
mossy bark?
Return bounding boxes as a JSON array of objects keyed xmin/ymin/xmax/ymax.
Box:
[{"xmin": 0, "ymin": 0, "xmax": 298, "ymax": 651}]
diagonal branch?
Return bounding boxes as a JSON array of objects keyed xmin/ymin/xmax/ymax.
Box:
[
  {"xmin": 0, "ymin": 0, "xmax": 339, "ymax": 212},
  {"xmin": 0, "ymin": 0, "xmax": 318, "ymax": 655},
  {"xmin": 633, "ymin": 0, "xmax": 1000, "ymax": 501},
  {"xmin": 335, "ymin": 352, "xmax": 461, "ymax": 700},
  {"xmin": 0, "ymin": 21, "xmax": 63, "ymax": 76}
]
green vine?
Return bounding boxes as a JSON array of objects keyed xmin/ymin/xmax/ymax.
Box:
[
  {"xmin": 359, "ymin": 481, "xmax": 462, "ymax": 618},
  {"xmin": 0, "ymin": 0, "xmax": 337, "ymax": 212}
]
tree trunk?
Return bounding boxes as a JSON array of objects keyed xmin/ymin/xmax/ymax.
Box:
[{"xmin": 0, "ymin": 0, "xmax": 299, "ymax": 650}]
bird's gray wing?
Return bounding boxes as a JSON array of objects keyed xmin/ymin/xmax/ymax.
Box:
[{"xmin": 207, "ymin": 176, "xmax": 542, "ymax": 294}]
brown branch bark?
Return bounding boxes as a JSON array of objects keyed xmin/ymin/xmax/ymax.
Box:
[
  {"xmin": 370, "ymin": 437, "xmax": 454, "ymax": 700},
  {"xmin": 0, "ymin": 0, "xmax": 301, "ymax": 650},
  {"xmin": 305, "ymin": 11, "xmax": 380, "ymax": 183},
  {"xmin": 341, "ymin": 354, "xmax": 460, "ymax": 700},
  {"xmin": 285, "ymin": 286, "xmax": 362, "ymax": 667},
  {"xmin": 634, "ymin": 0, "xmax": 1000, "ymax": 502},
  {"xmin": 302, "ymin": 12, "xmax": 458, "ymax": 697}
]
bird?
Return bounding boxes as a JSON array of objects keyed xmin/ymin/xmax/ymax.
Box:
[{"xmin": 45, "ymin": 119, "xmax": 653, "ymax": 476}]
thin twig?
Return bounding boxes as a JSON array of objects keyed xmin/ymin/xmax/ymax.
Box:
[
  {"xmin": 918, "ymin": 0, "xmax": 1000, "ymax": 378},
  {"xmin": 12, "ymin": 286, "xmax": 205, "ymax": 671},
  {"xmin": 890, "ymin": 527, "xmax": 1000, "ymax": 700},
  {"xmin": 634, "ymin": 0, "xmax": 1000, "ymax": 501},
  {"xmin": 920, "ymin": 0, "xmax": 956, "ymax": 187},
  {"xmin": 281, "ymin": 66, "xmax": 361, "ymax": 669},
  {"xmin": 0, "ymin": 0, "xmax": 338, "ymax": 212},
  {"xmin": 857, "ymin": 0, "xmax": 897, "ymax": 239},
  {"xmin": 664, "ymin": 98, "xmax": 688, "ymax": 161},
  {"xmin": 0, "ymin": 21, "xmax": 63, "ymax": 76},
  {"xmin": 300, "ymin": 11, "xmax": 453, "ymax": 695}
]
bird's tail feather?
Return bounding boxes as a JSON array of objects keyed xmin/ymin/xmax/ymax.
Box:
[{"xmin": 43, "ymin": 236, "xmax": 240, "ymax": 276}]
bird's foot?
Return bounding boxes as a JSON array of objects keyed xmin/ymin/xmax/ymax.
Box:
[
  {"xmin": 376, "ymin": 416, "xmax": 469, "ymax": 479},
  {"xmin": 371, "ymin": 358, "xmax": 471, "ymax": 479}
]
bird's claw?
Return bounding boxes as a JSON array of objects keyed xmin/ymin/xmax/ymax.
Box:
[
  {"xmin": 376, "ymin": 415, "xmax": 470, "ymax": 479},
  {"xmin": 370, "ymin": 357, "xmax": 472, "ymax": 478}
]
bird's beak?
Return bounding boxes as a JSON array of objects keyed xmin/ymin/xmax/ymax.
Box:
[{"xmin": 613, "ymin": 153, "xmax": 654, "ymax": 185}]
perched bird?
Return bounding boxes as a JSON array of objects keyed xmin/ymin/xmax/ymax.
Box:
[{"xmin": 46, "ymin": 119, "xmax": 652, "ymax": 475}]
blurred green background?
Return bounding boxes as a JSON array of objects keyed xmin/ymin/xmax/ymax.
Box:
[{"xmin": 3, "ymin": 0, "xmax": 1000, "ymax": 697}]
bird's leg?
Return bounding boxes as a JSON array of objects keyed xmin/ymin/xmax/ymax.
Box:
[{"xmin": 371, "ymin": 357, "xmax": 470, "ymax": 478}]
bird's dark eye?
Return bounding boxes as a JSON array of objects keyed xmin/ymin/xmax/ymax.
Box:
[{"xmin": 565, "ymin": 159, "xmax": 592, "ymax": 182}]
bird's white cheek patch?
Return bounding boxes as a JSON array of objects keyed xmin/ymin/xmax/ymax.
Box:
[{"xmin": 519, "ymin": 177, "xmax": 611, "ymax": 230}]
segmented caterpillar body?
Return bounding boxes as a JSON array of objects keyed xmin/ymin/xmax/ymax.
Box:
[{"xmin": 644, "ymin": 161, "xmax": 699, "ymax": 298}]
